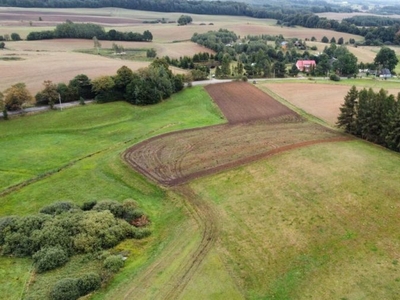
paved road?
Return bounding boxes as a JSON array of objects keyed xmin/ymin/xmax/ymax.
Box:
[{"xmin": 1, "ymin": 100, "xmax": 94, "ymax": 119}]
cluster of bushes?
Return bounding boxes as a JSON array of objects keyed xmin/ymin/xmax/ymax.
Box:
[
  {"xmin": 337, "ymin": 86, "xmax": 400, "ymax": 152},
  {"xmin": 50, "ymin": 273, "xmax": 101, "ymax": 300},
  {"xmin": 27, "ymin": 21, "xmax": 153, "ymax": 42},
  {"xmin": 0, "ymin": 199, "xmax": 150, "ymax": 273}
]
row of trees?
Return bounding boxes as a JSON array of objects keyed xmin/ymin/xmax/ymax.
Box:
[
  {"xmin": 27, "ymin": 20, "xmax": 153, "ymax": 42},
  {"xmin": 1, "ymin": 60, "xmax": 185, "ymax": 117},
  {"xmin": 337, "ymin": 86, "xmax": 400, "ymax": 152}
]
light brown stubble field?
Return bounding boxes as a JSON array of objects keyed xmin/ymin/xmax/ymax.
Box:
[{"xmin": 263, "ymin": 82, "xmax": 400, "ymax": 125}]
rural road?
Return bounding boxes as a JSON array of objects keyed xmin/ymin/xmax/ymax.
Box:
[{"xmin": 0, "ymin": 100, "xmax": 94, "ymax": 118}]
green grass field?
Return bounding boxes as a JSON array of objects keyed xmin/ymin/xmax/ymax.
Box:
[
  {"xmin": 0, "ymin": 86, "xmax": 225, "ymax": 299},
  {"xmin": 189, "ymin": 140, "xmax": 400, "ymax": 299}
]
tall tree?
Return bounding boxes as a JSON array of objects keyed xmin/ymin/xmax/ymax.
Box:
[
  {"xmin": 39, "ymin": 80, "xmax": 59, "ymax": 109},
  {"xmin": 337, "ymin": 85, "xmax": 358, "ymax": 134},
  {"xmin": 92, "ymin": 36, "xmax": 101, "ymax": 54},
  {"xmin": 4, "ymin": 83, "xmax": 33, "ymax": 111},
  {"xmin": 374, "ymin": 47, "xmax": 399, "ymax": 72}
]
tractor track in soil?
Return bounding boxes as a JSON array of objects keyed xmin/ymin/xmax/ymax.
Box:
[{"xmin": 122, "ymin": 82, "xmax": 353, "ymax": 299}]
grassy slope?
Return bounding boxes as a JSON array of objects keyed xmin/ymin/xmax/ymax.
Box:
[
  {"xmin": 190, "ymin": 140, "xmax": 400, "ymax": 299},
  {"xmin": 0, "ymin": 86, "xmax": 225, "ymax": 299}
]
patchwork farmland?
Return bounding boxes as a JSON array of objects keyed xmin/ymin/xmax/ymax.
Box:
[{"xmin": 124, "ymin": 82, "xmax": 349, "ymax": 186}]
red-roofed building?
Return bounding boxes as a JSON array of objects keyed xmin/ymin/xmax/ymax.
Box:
[{"xmin": 296, "ymin": 60, "xmax": 316, "ymax": 72}]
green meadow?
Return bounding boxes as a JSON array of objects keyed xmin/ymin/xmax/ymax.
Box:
[{"xmin": 0, "ymin": 86, "xmax": 224, "ymax": 299}]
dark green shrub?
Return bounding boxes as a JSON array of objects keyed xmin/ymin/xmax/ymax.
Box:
[
  {"xmin": 33, "ymin": 246, "xmax": 69, "ymax": 273},
  {"xmin": 50, "ymin": 278, "xmax": 80, "ymax": 300},
  {"xmin": 77, "ymin": 273, "xmax": 101, "ymax": 296},
  {"xmin": 0, "ymin": 216, "xmax": 17, "ymax": 244},
  {"xmin": 93, "ymin": 200, "xmax": 124, "ymax": 218},
  {"xmin": 81, "ymin": 200, "xmax": 97, "ymax": 211},
  {"xmin": 40, "ymin": 201, "xmax": 80, "ymax": 215},
  {"xmin": 103, "ymin": 255, "xmax": 124, "ymax": 273},
  {"xmin": 131, "ymin": 228, "xmax": 152, "ymax": 239},
  {"xmin": 329, "ymin": 74, "xmax": 341, "ymax": 81}
]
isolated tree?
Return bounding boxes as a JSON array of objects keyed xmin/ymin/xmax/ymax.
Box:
[
  {"xmin": 4, "ymin": 83, "xmax": 33, "ymax": 111},
  {"xmin": 143, "ymin": 30, "xmax": 153, "ymax": 41},
  {"xmin": 0, "ymin": 42, "xmax": 5, "ymax": 49},
  {"xmin": 374, "ymin": 47, "xmax": 399, "ymax": 72},
  {"xmin": 321, "ymin": 36, "xmax": 329, "ymax": 43},
  {"xmin": 4, "ymin": 34, "xmax": 10, "ymax": 41},
  {"xmin": 10, "ymin": 33, "xmax": 21, "ymax": 41},
  {"xmin": 330, "ymin": 37, "xmax": 336, "ymax": 44},
  {"xmin": 146, "ymin": 48, "xmax": 157, "ymax": 58},
  {"xmin": 92, "ymin": 36, "xmax": 101, "ymax": 54},
  {"xmin": 338, "ymin": 37, "xmax": 344, "ymax": 45},
  {"xmin": 177, "ymin": 15, "xmax": 193, "ymax": 26},
  {"xmin": 337, "ymin": 85, "xmax": 358, "ymax": 134}
]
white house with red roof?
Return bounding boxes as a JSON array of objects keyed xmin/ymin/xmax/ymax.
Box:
[{"xmin": 296, "ymin": 60, "xmax": 316, "ymax": 72}]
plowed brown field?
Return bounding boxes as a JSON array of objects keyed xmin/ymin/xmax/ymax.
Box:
[
  {"xmin": 124, "ymin": 82, "xmax": 349, "ymax": 186},
  {"xmin": 205, "ymin": 82, "xmax": 299, "ymax": 124}
]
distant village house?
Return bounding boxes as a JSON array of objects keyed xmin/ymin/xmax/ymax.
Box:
[{"xmin": 296, "ymin": 60, "xmax": 316, "ymax": 72}]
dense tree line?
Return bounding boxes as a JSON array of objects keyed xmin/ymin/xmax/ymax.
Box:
[
  {"xmin": 27, "ymin": 20, "xmax": 153, "ymax": 42},
  {"xmin": 343, "ymin": 16, "xmax": 400, "ymax": 27},
  {"xmin": 338, "ymin": 86, "xmax": 400, "ymax": 152},
  {"xmin": 0, "ymin": 0, "xmax": 353, "ymax": 16}
]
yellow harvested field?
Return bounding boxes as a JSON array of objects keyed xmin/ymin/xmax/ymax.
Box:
[
  {"xmin": 0, "ymin": 50, "xmax": 152, "ymax": 93},
  {"xmin": 264, "ymin": 82, "xmax": 400, "ymax": 125},
  {"xmin": 0, "ymin": 38, "xmax": 192, "ymax": 94}
]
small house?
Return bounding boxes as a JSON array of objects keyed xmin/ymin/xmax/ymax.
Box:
[
  {"xmin": 379, "ymin": 68, "xmax": 392, "ymax": 78},
  {"xmin": 296, "ymin": 60, "xmax": 316, "ymax": 72}
]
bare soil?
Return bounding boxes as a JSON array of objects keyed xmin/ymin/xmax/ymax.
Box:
[{"xmin": 205, "ymin": 82, "xmax": 300, "ymax": 124}]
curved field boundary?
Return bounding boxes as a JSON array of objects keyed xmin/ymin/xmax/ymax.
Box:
[{"xmin": 123, "ymin": 121, "xmax": 347, "ymax": 187}]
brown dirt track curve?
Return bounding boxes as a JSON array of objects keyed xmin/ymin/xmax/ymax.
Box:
[{"xmin": 122, "ymin": 82, "xmax": 352, "ymax": 299}]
